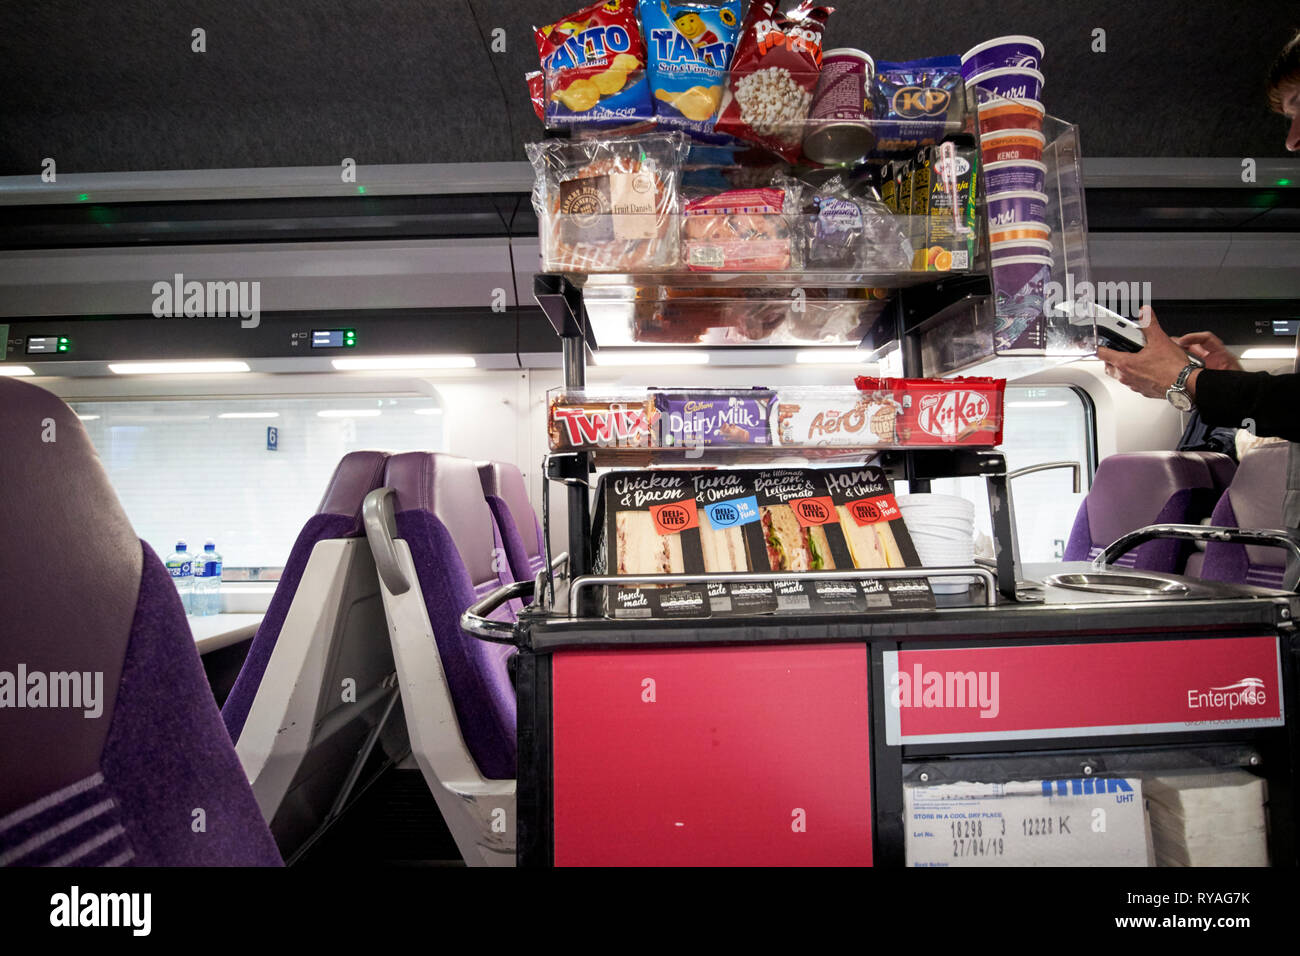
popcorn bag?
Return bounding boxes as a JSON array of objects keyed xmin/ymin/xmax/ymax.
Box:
[{"xmin": 715, "ymin": 1, "xmax": 835, "ymax": 162}]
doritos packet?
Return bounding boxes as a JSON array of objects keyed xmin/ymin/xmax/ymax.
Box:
[
  {"xmin": 715, "ymin": 1, "xmax": 834, "ymax": 162},
  {"xmin": 534, "ymin": 0, "xmax": 654, "ymax": 127},
  {"xmin": 640, "ymin": 0, "xmax": 741, "ymax": 135}
]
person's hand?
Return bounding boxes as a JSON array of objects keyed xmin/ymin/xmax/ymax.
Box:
[
  {"xmin": 1096, "ymin": 305, "xmax": 1199, "ymax": 400},
  {"xmin": 1172, "ymin": 331, "xmax": 1242, "ymax": 371}
]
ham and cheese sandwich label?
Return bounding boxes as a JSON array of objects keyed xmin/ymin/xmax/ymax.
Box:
[{"xmin": 846, "ymin": 494, "xmax": 901, "ymax": 525}]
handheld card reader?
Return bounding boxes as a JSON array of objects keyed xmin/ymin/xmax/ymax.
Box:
[{"xmin": 1053, "ymin": 299, "xmax": 1147, "ymax": 353}]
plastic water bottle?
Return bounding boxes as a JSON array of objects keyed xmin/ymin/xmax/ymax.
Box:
[
  {"xmin": 193, "ymin": 540, "xmax": 223, "ymax": 616},
  {"xmin": 165, "ymin": 541, "xmax": 194, "ymax": 615}
]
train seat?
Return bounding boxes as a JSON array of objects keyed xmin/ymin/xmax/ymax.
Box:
[
  {"xmin": 221, "ymin": 450, "xmax": 407, "ymax": 863},
  {"xmin": 1063, "ymin": 452, "xmax": 1221, "ymax": 572},
  {"xmin": 363, "ymin": 452, "xmax": 516, "ymax": 866},
  {"xmin": 0, "ymin": 378, "xmax": 280, "ymax": 866},
  {"xmin": 1186, "ymin": 443, "xmax": 1292, "ymax": 588},
  {"xmin": 476, "ymin": 460, "xmax": 547, "ymax": 603}
]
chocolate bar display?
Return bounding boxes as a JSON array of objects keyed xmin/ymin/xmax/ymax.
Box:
[
  {"xmin": 776, "ymin": 391, "xmax": 901, "ymax": 447},
  {"xmin": 548, "ymin": 392, "xmax": 654, "ymax": 450},
  {"xmin": 652, "ymin": 388, "xmax": 775, "ymax": 448}
]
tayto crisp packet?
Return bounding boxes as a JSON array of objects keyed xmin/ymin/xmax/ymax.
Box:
[
  {"xmin": 715, "ymin": 1, "xmax": 834, "ymax": 162},
  {"xmin": 535, "ymin": 0, "xmax": 653, "ymax": 127},
  {"xmin": 872, "ymin": 55, "xmax": 963, "ymax": 153},
  {"xmin": 640, "ymin": 0, "xmax": 741, "ymax": 135}
]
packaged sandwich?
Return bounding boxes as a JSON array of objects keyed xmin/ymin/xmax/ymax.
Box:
[
  {"xmin": 692, "ymin": 470, "xmax": 782, "ymax": 614},
  {"xmin": 640, "ymin": 0, "xmax": 742, "ymax": 135},
  {"xmin": 652, "ymin": 388, "xmax": 775, "ymax": 447},
  {"xmin": 681, "ymin": 187, "xmax": 797, "ymax": 272},
  {"xmin": 818, "ymin": 465, "xmax": 934, "ymax": 608},
  {"xmin": 753, "ymin": 469, "xmax": 849, "ymax": 573},
  {"xmin": 715, "ymin": 1, "xmax": 834, "ymax": 162},
  {"xmin": 534, "ymin": 0, "xmax": 654, "ymax": 127},
  {"xmin": 527, "ymin": 131, "xmax": 689, "ymax": 272}
]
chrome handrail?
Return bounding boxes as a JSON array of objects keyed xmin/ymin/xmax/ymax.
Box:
[
  {"xmin": 568, "ymin": 565, "xmax": 997, "ymax": 616},
  {"xmin": 461, "ymin": 580, "xmax": 534, "ymax": 645},
  {"xmin": 1093, "ymin": 523, "xmax": 1300, "ymax": 592}
]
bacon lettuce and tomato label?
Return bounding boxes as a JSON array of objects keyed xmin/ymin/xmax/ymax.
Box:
[
  {"xmin": 640, "ymin": 0, "xmax": 741, "ymax": 134},
  {"xmin": 534, "ymin": 0, "xmax": 654, "ymax": 126}
]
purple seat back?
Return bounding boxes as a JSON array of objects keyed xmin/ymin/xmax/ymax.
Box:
[
  {"xmin": 1062, "ymin": 452, "xmax": 1218, "ymax": 572},
  {"xmin": 0, "ymin": 378, "xmax": 280, "ymax": 865},
  {"xmin": 1199, "ymin": 443, "xmax": 1291, "ymax": 589},
  {"xmin": 1181, "ymin": 451, "xmax": 1237, "ymax": 492},
  {"xmin": 386, "ymin": 453, "xmax": 516, "ymax": 780},
  {"xmin": 222, "ymin": 450, "xmax": 389, "ymax": 743},
  {"xmin": 477, "ymin": 461, "xmax": 547, "ymax": 599}
]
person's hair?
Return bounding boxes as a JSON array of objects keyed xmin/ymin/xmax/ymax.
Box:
[{"xmin": 1267, "ymin": 29, "xmax": 1300, "ymax": 112}]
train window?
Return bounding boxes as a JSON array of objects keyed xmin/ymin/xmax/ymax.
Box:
[
  {"xmin": 927, "ymin": 385, "xmax": 1095, "ymax": 563},
  {"xmin": 69, "ymin": 395, "xmax": 444, "ymax": 579}
]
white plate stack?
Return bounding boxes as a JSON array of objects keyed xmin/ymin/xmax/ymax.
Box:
[{"xmin": 896, "ymin": 494, "xmax": 977, "ymax": 594}]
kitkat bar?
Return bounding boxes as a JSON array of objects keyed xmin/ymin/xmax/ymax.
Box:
[
  {"xmin": 549, "ymin": 394, "xmax": 653, "ymax": 450},
  {"xmin": 856, "ymin": 375, "xmax": 1005, "ymax": 446}
]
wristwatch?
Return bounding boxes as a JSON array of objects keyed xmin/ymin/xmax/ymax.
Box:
[{"xmin": 1165, "ymin": 355, "xmax": 1205, "ymax": 412}]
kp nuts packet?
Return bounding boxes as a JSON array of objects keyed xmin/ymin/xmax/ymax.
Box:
[
  {"xmin": 597, "ymin": 470, "xmax": 707, "ymax": 619},
  {"xmin": 652, "ymin": 388, "xmax": 775, "ymax": 447},
  {"xmin": 872, "ymin": 55, "xmax": 964, "ymax": 153},
  {"xmin": 715, "ymin": 1, "xmax": 835, "ymax": 162},
  {"xmin": 640, "ymin": 0, "xmax": 742, "ymax": 135},
  {"xmin": 534, "ymin": 0, "xmax": 654, "ymax": 127}
]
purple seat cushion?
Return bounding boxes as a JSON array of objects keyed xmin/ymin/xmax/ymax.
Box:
[
  {"xmin": 485, "ymin": 494, "xmax": 537, "ymax": 605},
  {"xmin": 1199, "ymin": 445, "xmax": 1290, "ymax": 588},
  {"xmin": 3, "ymin": 544, "xmax": 282, "ymax": 866},
  {"xmin": 1063, "ymin": 453, "xmax": 1218, "ymax": 572},
  {"xmin": 396, "ymin": 509, "xmax": 516, "ymax": 780},
  {"xmin": 221, "ymin": 512, "xmax": 357, "ymax": 742},
  {"xmin": 103, "ymin": 544, "xmax": 282, "ymax": 865}
]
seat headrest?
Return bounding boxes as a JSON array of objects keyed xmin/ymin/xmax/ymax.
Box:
[
  {"xmin": 476, "ymin": 461, "xmax": 540, "ymax": 559},
  {"xmin": 316, "ymin": 450, "xmax": 390, "ymax": 531},
  {"xmin": 0, "ymin": 378, "xmax": 141, "ymax": 812},
  {"xmin": 386, "ymin": 452, "xmax": 499, "ymax": 588},
  {"xmin": 1086, "ymin": 452, "xmax": 1214, "ymax": 545},
  {"xmin": 1229, "ymin": 442, "xmax": 1290, "ymax": 538}
]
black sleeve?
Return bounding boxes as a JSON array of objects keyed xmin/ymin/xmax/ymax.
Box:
[{"xmin": 1195, "ymin": 369, "xmax": 1300, "ymax": 442}]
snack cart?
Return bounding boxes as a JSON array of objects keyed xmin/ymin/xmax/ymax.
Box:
[{"xmin": 463, "ymin": 9, "xmax": 1300, "ymax": 867}]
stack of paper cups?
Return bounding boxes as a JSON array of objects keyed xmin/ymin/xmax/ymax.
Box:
[{"xmin": 896, "ymin": 493, "xmax": 977, "ymax": 594}]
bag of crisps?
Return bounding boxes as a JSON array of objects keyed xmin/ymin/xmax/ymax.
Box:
[
  {"xmin": 714, "ymin": 1, "xmax": 834, "ymax": 162},
  {"xmin": 534, "ymin": 0, "xmax": 654, "ymax": 127},
  {"xmin": 639, "ymin": 0, "xmax": 742, "ymax": 136}
]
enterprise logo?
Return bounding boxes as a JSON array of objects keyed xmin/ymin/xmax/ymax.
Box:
[{"xmin": 1187, "ymin": 677, "xmax": 1267, "ymax": 711}]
